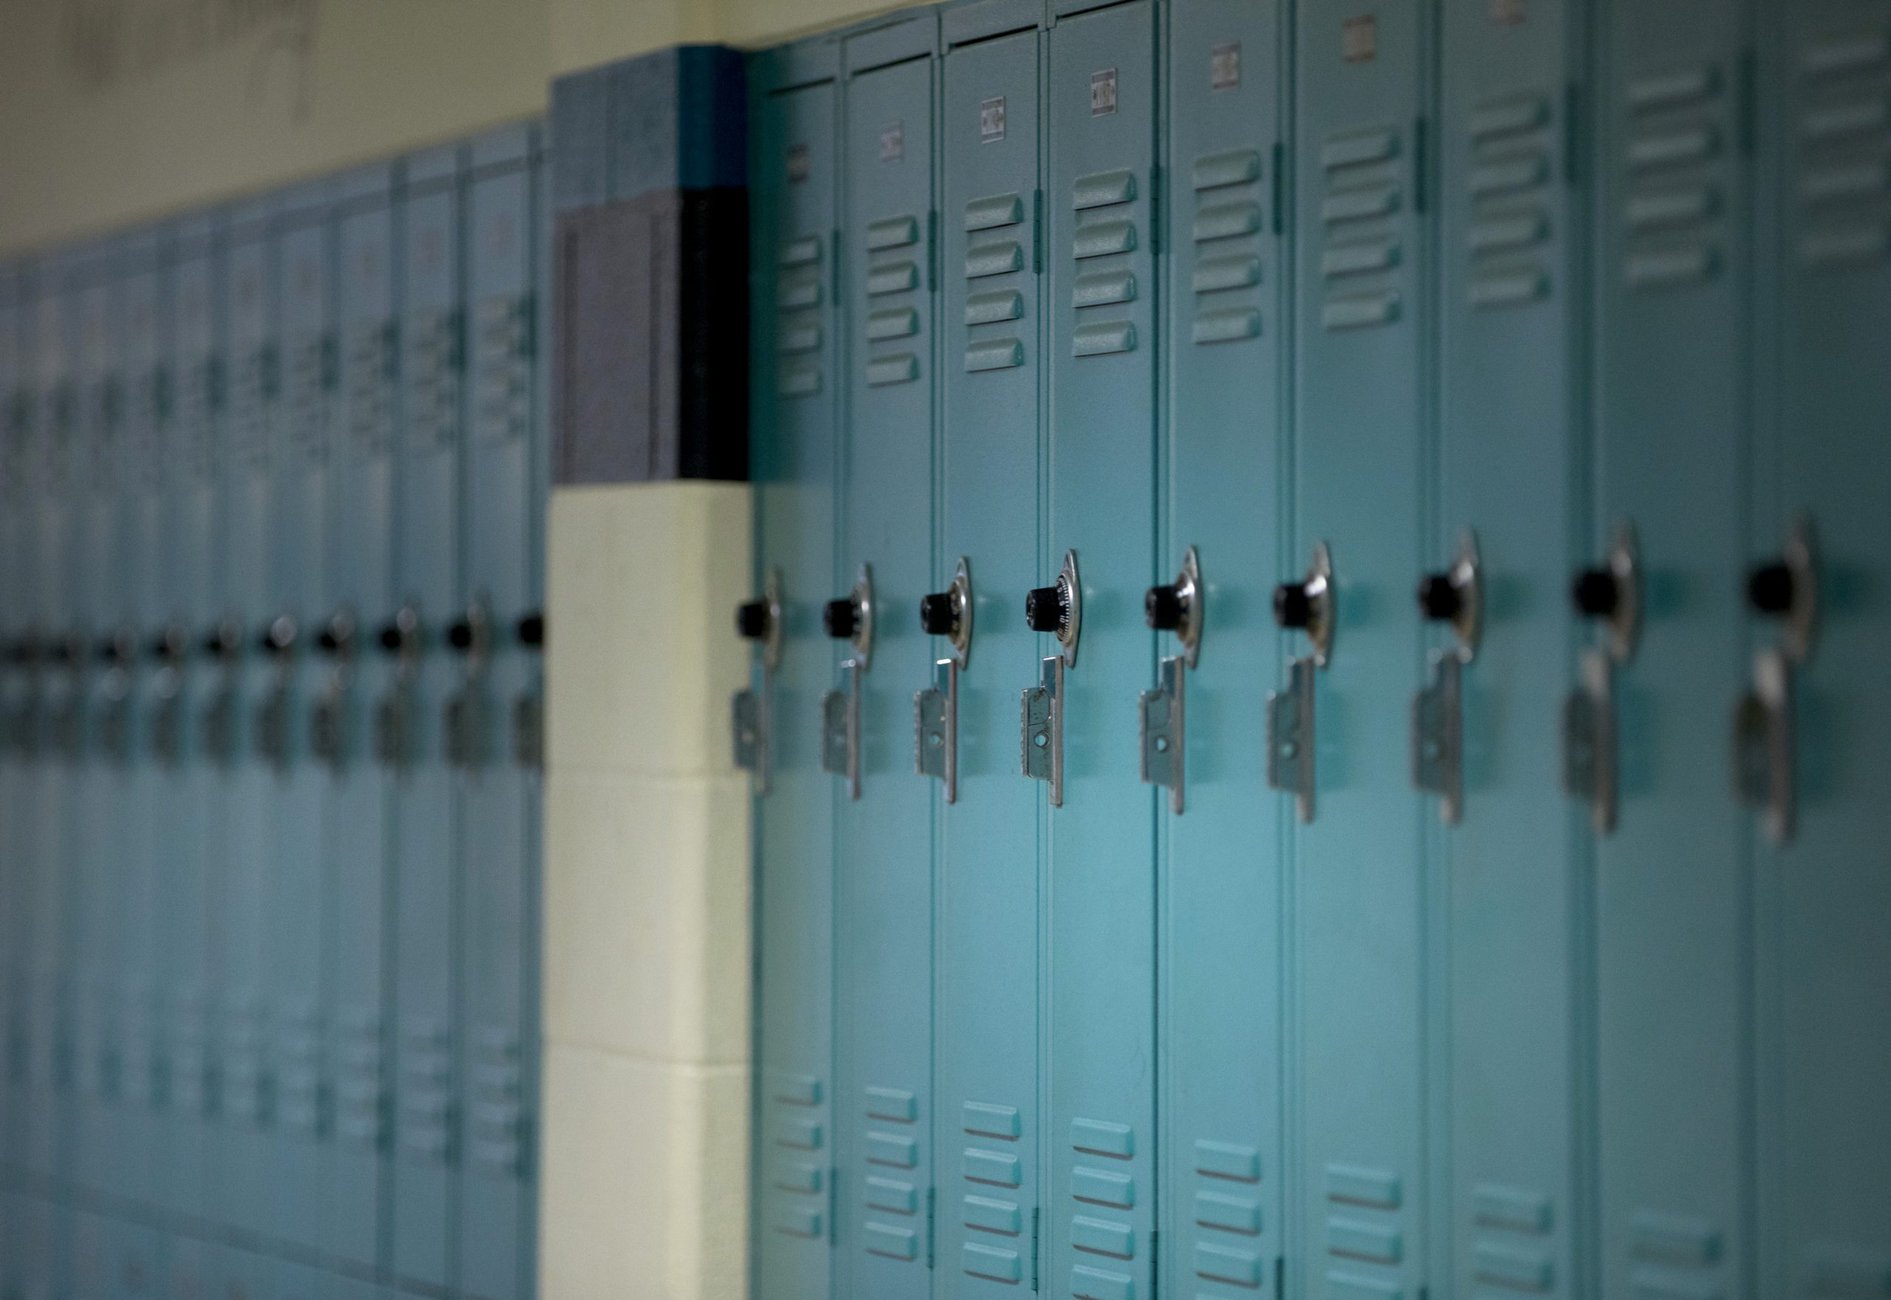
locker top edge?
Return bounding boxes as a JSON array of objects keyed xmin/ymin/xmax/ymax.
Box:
[
  {"xmin": 332, "ymin": 162, "xmax": 396, "ymax": 210},
  {"xmin": 468, "ymin": 119, "xmax": 542, "ymax": 174},
  {"xmin": 402, "ymin": 142, "xmax": 464, "ymax": 191},
  {"xmin": 749, "ymin": 35, "xmax": 839, "ymax": 95},
  {"xmin": 843, "ymin": 10, "xmax": 940, "ymax": 75},
  {"xmin": 1050, "ymin": 0, "xmax": 1139, "ymax": 20},
  {"xmin": 943, "ymin": 0, "xmax": 1044, "ymax": 49}
]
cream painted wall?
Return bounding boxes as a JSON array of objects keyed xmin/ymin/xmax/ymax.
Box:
[{"xmin": 0, "ymin": 0, "xmax": 924, "ymax": 256}]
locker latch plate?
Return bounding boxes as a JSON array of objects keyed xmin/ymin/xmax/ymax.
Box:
[
  {"xmin": 915, "ymin": 658, "xmax": 958, "ymax": 802},
  {"xmin": 1733, "ymin": 647, "xmax": 1795, "ymax": 845},
  {"xmin": 821, "ymin": 658, "xmax": 863, "ymax": 800},
  {"xmin": 1561, "ymin": 647, "xmax": 1618, "ymax": 834},
  {"xmin": 732, "ymin": 685, "xmax": 766, "ymax": 779},
  {"xmin": 1020, "ymin": 654, "xmax": 1064, "ymax": 807},
  {"xmin": 1413, "ymin": 649, "xmax": 1465, "ymax": 825},
  {"xmin": 1139, "ymin": 655, "xmax": 1185, "ymax": 813},
  {"xmin": 1266, "ymin": 657, "xmax": 1316, "ymax": 823}
]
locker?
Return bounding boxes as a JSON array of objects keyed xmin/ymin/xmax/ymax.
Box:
[
  {"xmin": 388, "ymin": 142, "xmax": 464, "ymax": 1293},
  {"xmin": 931, "ymin": 5, "xmax": 1043, "ymax": 1296},
  {"xmin": 455, "ymin": 122, "xmax": 542, "ymax": 1300},
  {"xmin": 0, "ymin": 259, "xmax": 29, "ymax": 1195},
  {"xmin": 831, "ymin": 19, "xmax": 938, "ymax": 1297},
  {"xmin": 212, "ymin": 195, "xmax": 281, "ymax": 1243},
  {"xmin": 1287, "ymin": 2, "xmax": 1436, "ymax": 1297},
  {"xmin": 1433, "ymin": 0, "xmax": 1590, "ymax": 1295},
  {"xmin": 157, "ymin": 212, "xmax": 223, "ymax": 1230},
  {"xmin": 165, "ymin": 1234, "xmax": 208, "ymax": 1300},
  {"xmin": 72, "ymin": 236, "xmax": 128, "ymax": 1206},
  {"xmin": 1753, "ymin": 3, "xmax": 1891, "ymax": 1295},
  {"xmin": 118, "ymin": 229, "xmax": 167, "ymax": 1217},
  {"xmin": 1158, "ymin": 1, "xmax": 1288, "ymax": 1297},
  {"xmin": 1589, "ymin": 2, "xmax": 1755, "ymax": 1297},
  {"xmin": 324, "ymin": 162, "xmax": 398, "ymax": 1277},
  {"xmin": 1040, "ymin": 4, "xmax": 1160, "ymax": 1299},
  {"xmin": 269, "ymin": 177, "xmax": 337, "ymax": 1256},
  {"xmin": 746, "ymin": 39, "xmax": 841, "ymax": 1300},
  {"xmin": 17, "ymin": 1192, "xmax": 67, "ymax": 1300}
]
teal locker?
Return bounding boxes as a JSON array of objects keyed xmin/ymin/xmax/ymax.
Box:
[
  {"xmin": 746, "ymin": 39, "xmax": 841, "ymax": 1300},
  {"xmin": 1287, "ymin": 2, "xmax": 1435, "ymax": 1297},
  {"xmin": 832, "ymin": 18, "xmax": 938, "ymax": 1295},
  {"xmin": 119, "ymin": 229, "xmax": 167, "ymax": 1225},
  {"xmin": 270, "ymin": 177, "xmax": 336, "ymax": 1256},
  {"xmin": 165, "ymin": 1235, "xmax": 208, "ymax": 1300},
  {"xmin": 326, "ymin": 162, "xmax": 397, "ymax": 1276},
  {"xmin": 389, "ymin": 143, "xmax": 464, "ymax": 1293},
  {"xmin": 1590, "ymin": 2, "xmax": 1756, "ymax": 1297},
  {"xmin": 455, "ymin": 122, "xmax": 542, "ymax": 1300},
  {"xmin": 1434, "ymin": 0, "xmax": 1589, "ymax": 1296},
  {"xmin": 1041, "ymin": 3, "xmax": 1159, "ymax": 1297},
  {"xmin": 1753, "ymin": 4, "xmax": 1891, "ymax": 1296},
  {"xmin": 72, "ymin": 237, "xmax": 128, "ymax": 1206},
  {"xmin": 0, "ymin": 259, "xmax": 28, "ymax": 1194},
  {"xmin": 1159, "ymin": 1, "xmax": 1288, "ymax": 1297},
  {"xmin": 157, "ymin": 212, "xmax": 222, "ymax": 1229},
  {"xmin": 932, "ymin": 4, "xmax": 1043, "ymax": 1295},
  {"xmin": 213, "ymin": 196, "xmax": 280, "ymax": 1243}
]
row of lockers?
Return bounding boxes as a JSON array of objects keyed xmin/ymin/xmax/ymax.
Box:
[
  {"xmin": 737, "ymin": 1, "xmax": 1889, "ymax": 1299},
  {"xmin": 0, "ymin": 123, "xmax": 548, "ymax": 1298}
]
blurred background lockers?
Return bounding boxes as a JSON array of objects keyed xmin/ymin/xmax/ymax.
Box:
[{"xmin": 735, "ymin": 2, "xmax": 1889, "ymax": 1300}]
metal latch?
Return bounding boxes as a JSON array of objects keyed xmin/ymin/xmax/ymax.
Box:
[
  {"xmin": 916, "ymin": 558, "xmax": 972, "ymax": 802},
  {"xmin": 97, "ymin": 627, "xmax": 137, "ymax": 765},
  {"xmin": 1736, "ymin": 514, "xmax": 1817, "ymax": 844},
  {"xmin": 374, "ymin": 603, "xmax": 422, "ymax": 768},
  {"xmin": 821, "ymin": 658, "xmax": 863, "ymax": 800},
  {"xmin": 254, "ymin": 613, "xmax": 298, "ymax": 770},
  {"xmin": 1567, "ymin": 521, "xmax": 1640, "ymax": 833},
  {"xmin": 1413, "ymin": 530, "xmax": 1481, "ymax": 825},
  {"xmin": 201, "ymin": 620, "xmax": 243, "ymax": 768},
  {"xmin": 444, "ymin": 601, "xmax": 493, "ymax": 769},
  {"xmin": 512, "ymin": 690, "xmax": 544, "ymax": 769},
  {"xmin": 1140, "ymin": 546, "xmax": 1200, "ymax": 813},
  {"xmin": 732, "ymin": 569, "xmax": 783, "ymax": 792},
  {"xmin": 1021, "ymin": 550, "xmax": 1080, "ymax": 808},
  {"xmin": 731, "ymin": 685, "xmax": 767, "ymax": 779},
  {"xmin": 310, "ymin": 609, "xmax": 355, "ymax": 769},
  {"xmin": 1267, "ymin": 542, "xmax": 1334, "ymax": 822}
]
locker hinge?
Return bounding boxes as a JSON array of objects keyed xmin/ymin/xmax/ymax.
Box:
[
  {"xmin": 1271, "ymin": 141, "xmax": 1286, "ymax": 236},
  {"xmin": 926, "ymin": 1185, "xmax": 936, "ymax": 1269},
  {"xmin": 1032, "ymin": 189, "xmax": 1045, "ymax": 274},
  {"xmin": 1413, "ymin": 115, "xmax": 1429, "ymax": 215},
  {"xmin": 927, "ymin": 209, "xmax": 939, "ymax": 293},
  {"xmin": 1149, "ymin": 164, "xmax": 1163, "ymax": 255},
  {"xmin": 829, "ymin": 1168, "xmax": 839, "ymax": 1246},
  {"xmin": 1031, "ymin": 1206, "xmax": 1040, "ymax": 1291}
]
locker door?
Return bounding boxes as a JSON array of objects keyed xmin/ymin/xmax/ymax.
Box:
[
  {"xmin": 389, "ymin": 145, "xmax": 464, "ymax": 1293},
  {"xmin": 0, "ymin": 261, "xmax": 28, "ymax": 1194},
  {"xmin": 214, "ymin": 199, "xmax": 279, "ymax": 1242},
  {"xmin": 748, "ymin": 47, "xmax": 841, "ymax": 1300},
  {"xmin": 1160, "ymin": 3, "xmax": 1288, "ymax": 1297},
  {"xmin": 1591, "ymin": 3, "xmax": 1755, "ymax": 1297},
  {"xmin": 120, "ymin": 233, "xmax": 166, "ymax": 1226},
  {"xmin": 1435, "ymin": 1, "xmax": 1589, "ymax": 1296},
  {"xmin": 1042, "ymin": 5, "xmax": 1159, "ymax": 1298},
  {"xmin": 1289, "ymin": 3, "xmax": 1434, "ymax": 1297},
  {"xmin": 73, "ymin": 240, "xmax": 127, "ymax": 1207},
  {"xmin": 934, "ymin": 12, "xmax": 1042, "ymax": 1297},
  {"xmin": 270, "ymin": 186, "xmax": 335, "ymax": 1256},
  {"xmin": 158, "ymin": 215, "xmax": 221, "ymax": 1230},
  {"xmin": 1755, "ymin": 4, "xmax": 1891, "ymax": 1296},
  {"xmin": 456, "ymin": 124, "xmax": 541, "ymax": 1300},
  {"xmin": 326, "ymin": 166, "xmax": 397, "ymax": 1277},
  {"xmin": 833, "ymin": 24, "xmax": 937, "ymax": 1298}
]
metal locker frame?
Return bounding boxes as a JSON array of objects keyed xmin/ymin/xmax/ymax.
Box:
[
  {"xmin": 1040, "ymin": 3, "xmax": 1162, "ymax": 1298},
  {"xmin": 1287, "ymin": 1, "xmax": 1439, "ymax": 1296},
  {"xmin": 1159, "ymin": 1, "xmax": 1291, "ymax": 1296},
  {"xmin": 747, "ymin": 35, "xmax": 843, "ymax": 1300},
  {"xmin": 455, "ymin": 120, "xmax": 544, "ymax": 1300},
  {"xmin": 388, "ymin": 141, "xmax": 466, "ymax": 1294},
  {"xmin": 932, "ymin": 1, "xmax": 1046, "ymax": 1294},
  {"xmin": 1589, "ymin": 2, "xmax": 1757, "ymax": 1297}
]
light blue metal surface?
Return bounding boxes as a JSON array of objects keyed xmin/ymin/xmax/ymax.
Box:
[
  {"xmin": 1590, "ymin": 2, "xmax": 1756, "ymax": 1298},
  {"xmin": 326, "ymin": 164, "xmax": 397, "ymax": 1278},
  {"xmin": 1042, "ymin": 4, "xmax": 1160, "ymax": 1298},
  {"xmin": 1754, "ymin": 3, "xmax": 1891, "ymax": 1296},
  {"xmin": 1289, "ymin": 1, "xmax": 1436, "ymax": 1296},
  {"xmin": 1159, "ymin": 2, "xmax": 1288, "ymax": 1298},
  {"xmin": 389, "ymin": 143, "xmax": 464, "ymax": 1293},
  {"xmin": 1434, "ymin": 0, "xmax": 1590, "ymax": 1297},
  {"xmin": 834, "ymin": 18, "xmax": 938, "ymax": 1296},
  {"xmin": 456, "ymin": 123, "xmax": 542, "ymax": 1300},
  {"xmin": 0, "ymin": 259, "xmax": 31, "ymax": 1211},
  {"xmin": 933, "ymin": 6, "xmax": 1043, "ymax": 1296},
  {"xmin": 748, "ymin": 38, "xmax": 842, "ymax": 1300}
]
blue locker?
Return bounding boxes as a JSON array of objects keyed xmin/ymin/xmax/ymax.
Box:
[
  {"xmin": 747, "ymin": 38, "xmax": 841, "ymax": 1300},
  {"xmin": 1287, "ymin": 2, "xmax": 1435, "ymax": 1296},
  {"xmin": 1040, "ymin": 3, "xmax": 1159, "ymax": 1297},
  {"xmin": 1434, "ymin": 0, "xmax": 1590, "ymax": 1295},
  {"xmin": 270, "ymin": 176, "xmax": 337, "ymax": 1257},
  {"xmin": 1159, "ymin": 2, "xmax": 1289, "ymax": 1297},
  {"xmin": 832, "ymin": 17, "xmax": 938, "ymax": 1296},
  {"xmin": 388, "ymin": 142, "xmax": 464, "ymax": 1293},
  {"xmin": 213, "ymin": 195, "xmax": 280, "ymax": 1243},
  {"xmin": 1590, "ymin": 2, "xmax": 1755, "ymax": 1297},
  {"xmin": 455, "ymin": 121, "xmax": 542, "ymax": 1300},
  {"xmin": 72, "ymin": 237, "xmax": 128, "ymax": 1208},
  {"xmin": 165, "ymin": 1235, "xmax": 209, "ymax": 1300},
  {"xmin": 932, "ymin": 4, "xmax": 1043, "ymax": 1295},
  {"xmin": 157, "ymin": 212, "xmax": 222, "ymax": 1231},
  {"xmin": 325, "ymin": 162, "xmax": 398, "ymax": 1277},
  {"xmin": 0, "ymin": 259, "xmax": 28, "ymax": 1195},
  {"xmin": 1752, "ymin": 4, "xmax": 1891, "ymax": 1296}
]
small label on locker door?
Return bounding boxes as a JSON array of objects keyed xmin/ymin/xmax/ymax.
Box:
[
  {"xmin": 513, "ymin": 691, "xmax": 544, "ymax": 769},
  {"xmin": 1091, "ymin": 68, "xmax": 1118, "ymax": 117},
  {"xmin": 1489, "ymin": 0, "xmax": 1526, "ymax": 24},
  {"xmin": 981, "ymin": 96, "xmax": 1007, "ymax": 143},
  {"xmin": 787, "ymin": 144, "xmax": 811, "ymax": 183},
  {"xmin": 881, "ymin": 122, "xmax": 905, "ymax": 163},
  {"xmin": 375, "ymin": 688, "xmax": 410, "ymax": 766},
  {"xmin": 1342, "ymin": 15, "xmax": 1377, "ymax": 63},
  {"xmin": 1211, "ymin": 43, "xmax": 1241, "ymax": 91}
]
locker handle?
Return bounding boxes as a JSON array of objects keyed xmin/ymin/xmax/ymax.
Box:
[
  {"xmin": 516, "ymin": 611, "xmax": 545, "ymax": 649},
  {"xmin": 1745, "ymin": 513, "xmax": 1817, "ymax": 665}
]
